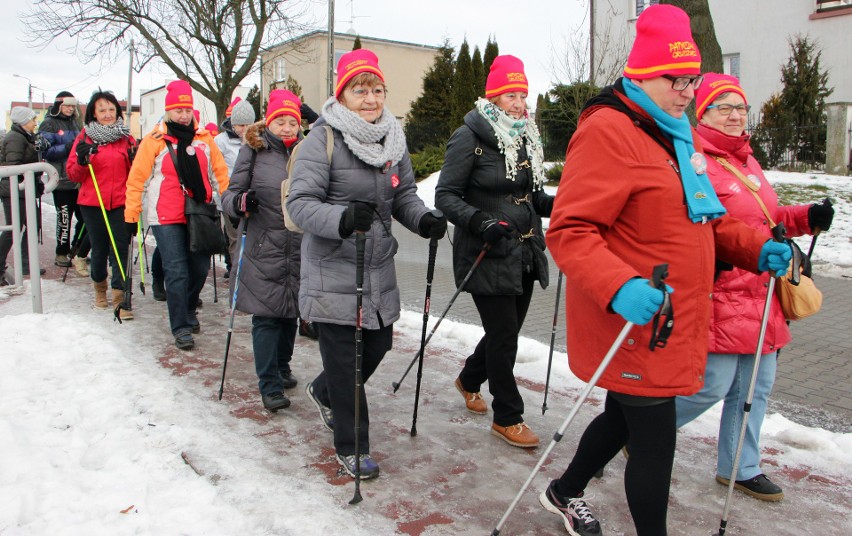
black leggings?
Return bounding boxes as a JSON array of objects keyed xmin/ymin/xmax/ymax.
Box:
[{"xmin": 556, "ymin": 393, "xmax": 676, "ymax": 536}]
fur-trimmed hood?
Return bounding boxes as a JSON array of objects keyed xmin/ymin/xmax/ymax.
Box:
[{"xmin": 243, "ymin": 120, "xmax": 303, "ymax": 151}]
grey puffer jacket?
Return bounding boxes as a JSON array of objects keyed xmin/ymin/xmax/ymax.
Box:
[
  {"xmin": 0, "ymin": 124, "xmax": 39, "ymax": 198},
  {"xmin": 287, "ymin": 117, "xmax": 431, "ymax": 329},
  {"xmin": 435, "ymin": 108, "xmax": 554, "ymax": 295},
  {"xmin": 221, "ymin": 121, "xmax": 302, "ymax": 318}
]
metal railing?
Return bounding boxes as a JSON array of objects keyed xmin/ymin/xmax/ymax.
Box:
[{"xmin": 0, "ymin": 162, "xmax": 59, "ymax": 313}]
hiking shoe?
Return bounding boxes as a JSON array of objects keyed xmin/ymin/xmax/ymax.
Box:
[
  {"xmin": 455, "ymin": 377, "xmax": 487, "ymax": 414},
  {"xmin": 279, "ymin": 370, "xmax": 298, "ymax": 389},
  {"xmin": 174, "ymin": 331, "xmax": 195, "ymax": 351},
  {"xmin": 152, "ymin": 278, "xmax": 166, "ymax": 301},
  {"xmin": 715, "ymin": 474, "xmax": 784, "ymax": 502},
  {"xmin": 191, "ymin": 322, "xmax": 201, "ymax": 334},
  {"xmin": 262, "ymin": 391, "xmax": 291, "ymax": 412},
  {"xmin": 491, "ymin": 422, "xmax": 539, "ymax": 448},
  {"xmin": 299, "ymin": 319, "xmax": 318, "ymax": 339},
  {"xmin": 336, "ymin": 453, "xmax": 380, "ymax": 480},
  {"xmin": 54, "ymin": 254, "xmax": 71, "ymax": 267},
  {"xmin": 305, "ymin": 382, "xmax": 334, "ymax": 431},
  {"xmin": 539, "ymin": 480, "xmax": 602, "ymax": 536}
]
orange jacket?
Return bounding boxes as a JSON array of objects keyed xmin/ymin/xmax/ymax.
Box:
[
  {"xmin": 546, "ymin": 88, "xmax": 765, "ymax": 397},
  {"xmin": 124, "ymin": 121, "xmax": 228, "ymax": 225}
]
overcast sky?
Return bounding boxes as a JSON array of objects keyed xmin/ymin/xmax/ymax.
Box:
[{"xmin": 0, "ymin": 0, "xmax": 589, "ymax": 118}]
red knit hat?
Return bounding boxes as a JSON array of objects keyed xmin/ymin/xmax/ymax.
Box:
[
  {"xmin": 485, "ymin": 55, "xmax": 529, "ymax": 98},
  {"xmin": 204, "ymin": 122, "xmax": 219, "ymax": 134},
  {"xmin": 335, "ymin": 49, "xmax": 384, "ymax": 98},
  {"xmin": 164, "ymin": 80, "xmax": 194, "ymax": 110},
  {"xmin": 623, "ymin": 4, "xmax": 701, "ymax": 80},
  {"xmin": 695, "ymin": 73, "xmax": 748, "ymax": 120},
  {"xmin": 266, "ymin": 89, "xmax": 302, "ymax": 126},
  {"xmin": 225, "ymin": 97, "xmax": 241, "ymax": 118}
]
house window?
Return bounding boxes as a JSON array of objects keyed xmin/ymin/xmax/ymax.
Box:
[
  {"xmin": 816, "ymin": 0, "xmax": 852, "ymax": 13},
  {"xmin": 333, "ymin": 50, "xmax": 348, "ymax": 75},
  {"xmin": 273, "ymin": 57, "xmax": 286, "ymax": 82},
  {"xmin": 724, "ymin": 53, "xmax": 741, "ymax": 80},
  {"xmin": 635, "ymin": 0, "xmax": 659, "ymax": 17}
]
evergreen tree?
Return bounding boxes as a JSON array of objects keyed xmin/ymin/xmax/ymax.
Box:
[
  {"xmin": 285, "ymin": 75, "xmax": 303, "ymax": 99},
  {"xmin": 450, "ymin": 39, "xmax": 477, "ymax": 130},
  {"xmin": 538, "ymin": 82, "xmax": 599, "ymax": 160},
  {"xmin": 472, "ymin": 46, "xmax": 485, "ymax": 94},
  {"xmin": 483, "ymin": 36, "xmax": 499, "ymax": 75},
  {"xmin": 246, "ymin": 84, "xmax": 262, "ymax": 120},
  {"xmin": 405, "ymin": 40, "xmax": 456, "ymax": 152},
  {"xmin": 352, "ymin": 35, "xmax": 362, "ymax": 50}
]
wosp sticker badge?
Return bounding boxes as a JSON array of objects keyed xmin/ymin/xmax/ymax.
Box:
[{"xmin": 390, "ymin": 174, "xmax": 399, "ymax": 188}]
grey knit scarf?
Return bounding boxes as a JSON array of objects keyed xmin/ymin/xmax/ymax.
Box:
[
  {"xmin": 85, "ymin": 117, "xmax": 131, "ymax": 145},
  {"xmin": 321, "ymin": 97, "xmax": 407, "ymax": 169}
]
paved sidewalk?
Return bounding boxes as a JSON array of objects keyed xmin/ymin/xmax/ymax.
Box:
[{"xmin": 394, "ymin": 229, "xmax": 852, "ymax": 433}]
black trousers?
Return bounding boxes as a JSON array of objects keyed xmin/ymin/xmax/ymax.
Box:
[
  {"xmin": 310, "ymin": 322, "xmax": 393, "ymax": 456},
  {"xmin": 556, "ymin": 393, "xmax": 677, "ymax": 536},
  {"xmin": 460, "ymin": 271, "xmax": 535, "ymax": 426},
  {"xmin": 53, "ymin": 188, "xmax": 90, "ymax": 257}
]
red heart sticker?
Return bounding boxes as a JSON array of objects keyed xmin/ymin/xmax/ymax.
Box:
[
  {"xmin": 58, "ymin": 130, "xmax": 65, "ymax": 136},
  {"xmin": 391, "ymin": 174, "xmax": 399, "ymax": 188}
]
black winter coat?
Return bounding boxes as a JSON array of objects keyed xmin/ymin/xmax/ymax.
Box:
[
  {"xmin": 436, "ymin": 109, "xmax": 553, "ymax": 295},
  {"xmin": 39, "ymin": 113, "xmax": 81, "ymax": 189},
  {"xmin": 0, "ymin": 124, "xmax": 39, "ymax": 198}
]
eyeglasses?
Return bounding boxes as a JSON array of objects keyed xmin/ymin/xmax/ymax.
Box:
[
  {"xmin": 349, "ymin": 87, "xmax": 386, "ymax": 99},
  {"xmin": 706, "ymin": 103, "xmax": 751, "ymax": 116},
  {"xmin": 662, "ymin": 74, "xmax": 704, "ymax": 91}
]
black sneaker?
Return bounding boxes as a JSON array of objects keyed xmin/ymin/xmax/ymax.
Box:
[
  {"xmin": 336, "ymin": 453, "xmax": 380, "ymax": 480},
  {"xmin": 174, "ymin": 331, "xmax": 195, "ymax": 351},
  {"xmin": 191, "ymin": 322, "xmax": 201, "ymax": 334},
  {"xmin": 715, "ymin": 474, "xmax": 784, "ymax": 502},
  {"xmin": 305, "ymin": 382, "xmax": 334, "ymax": 431},
  {"xmin": 152, "ymin": 278, "xmax": 166, "ymax": 301},
  {"xmin": 279, "ymin": 370, "xmax": 298, "ymax": 389},
  {"xmin": 539, "ymin": 480, "xmax": 602, "ymax": 536},
  {"xmin": 262, "ymin": 391, "xmax": 291, "ymax": 412},
  {"xmin": 299, "ymin": 319, "xmax": 318, "ymax": 340}
]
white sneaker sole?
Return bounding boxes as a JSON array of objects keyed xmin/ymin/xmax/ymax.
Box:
[{"xmin": 539, "ymin": 490, "xmax": 582, "ymax": 536}]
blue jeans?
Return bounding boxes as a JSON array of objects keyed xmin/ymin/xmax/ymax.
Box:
[
  {"xmin": 676, "ymin": 352, "xmax": 777, "ymax": 481},
  {"xmin": 151, "ymin": 224, "xmax": 210, "ymax": 335},
  {"xmin": 251, "ymin": 315, "xmax": 297, "ymax": 396}
]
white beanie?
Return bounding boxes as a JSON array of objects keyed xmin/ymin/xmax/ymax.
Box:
[
  {"xmin": 229, "ymin": 100, "xmax": 256, "ymax": 126},
  {"xmin": 10, "ymin": 106, "xmax": 37, "ymax": 125}
]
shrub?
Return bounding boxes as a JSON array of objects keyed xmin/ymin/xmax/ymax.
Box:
[
  {"xmin": 545, "ymin": 163, "xmax": 564, "ymax": 185},
  {"xmin": 410, "ymin": 144, "xmax": 446, "ymax": 179}
]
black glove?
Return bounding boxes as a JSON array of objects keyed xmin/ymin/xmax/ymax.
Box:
[
  {"xmin": 229, "ymin": 216, "xmax": 241, "ymax": 228},
  {"xmin": 127, "ymin": 144, "xmax": 138, "ymax": 164},
  {"xmin": 76, "ymin": 142, "xmax": 98, "ymax": 165},
  {"xmin": 808, "ymin": 199, "xmax": 834, "ymax": 232},
  {"xmin": 469, "ymin": 212, "xmax": 510, "ymax": 245},
  {"xmin": 339, "ymin": 201, "xmax": 374, "ymax": 238},
  {"xmin": 418, "ymin": 210, "xmax": 447, "ymax": 239},
  {"xmin": 126, "ymin": 221, "xmax": 139, "ymax": 237},
  {"xmin": 232, "ymin": 190, "xmax": 259, "ymax": 214}
]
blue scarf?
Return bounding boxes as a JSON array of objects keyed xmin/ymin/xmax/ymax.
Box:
[{"xmin": 622, "ymin": 78, "xmax": 726, "ymax": 223}]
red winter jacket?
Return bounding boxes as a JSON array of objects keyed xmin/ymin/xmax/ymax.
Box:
[
  {"xmin": 546, "ymin": 85, "xmax": 766, "ymax": 398},
  {"xmin": 66, "ymin": 130, "xmax": 136, "ymax": 211},
  {"xmin": 697, "ymin": 124, "xmax": 811, "ymax": 355}
]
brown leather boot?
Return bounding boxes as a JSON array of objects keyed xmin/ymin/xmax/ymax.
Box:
[
  {"xmin": 455, "ymin": 377, "xmax": 487, "ymax": 414},
  {"xmin": 112, "ymin": 289, "xmax": 134, "ymax": 321},
  {"xmin": 93, "ymin": 280, "xmax": 109, "ymax": 309},
  {"xmin": 491, "ymin": 422, "xmax": 539, "ymax": 448}
]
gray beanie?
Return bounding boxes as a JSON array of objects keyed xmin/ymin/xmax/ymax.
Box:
[
  {"xmin": 10, "ymin": 106, "xmax": 37, "ymax": 125},
  {"xmin": 230, "ymin": 100, "xmax": 255, "ymax": 126}
]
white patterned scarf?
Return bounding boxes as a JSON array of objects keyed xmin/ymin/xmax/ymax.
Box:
[
  {"xmin": 474, "ymin": 98, "xmax": 546, "ymax": 191},
  {"xmin": 84, "ymin": 117, "xmax": 131, "ymax": 145},
  {"xmin": 321, "ymin": 97, "xmax": 407, "ymax": 169}
]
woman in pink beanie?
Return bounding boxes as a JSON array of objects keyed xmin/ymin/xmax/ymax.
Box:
[{"xmin": 435, "ymin": 54, "xmax": 554, "ymax": 450}]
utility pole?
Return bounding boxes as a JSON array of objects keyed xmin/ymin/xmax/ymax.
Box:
[
  {"xmin": 327, "ymin": 0, "xmax": 335, "ymax": 98},
  {"xmin": 13, "ymin": 74, "xmax": 33, "ymax": 109},
  {"xmin": 127, "ymin": 39, "xmax": 135, "ymax": 119},
  {"xmin": 589, "ymin": 0, "xmax": 596, "ymax": 86}
]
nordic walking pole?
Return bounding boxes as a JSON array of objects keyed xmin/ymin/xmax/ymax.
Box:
[
  {"xmin": 716, "ymin": 226, "xmax": 787, "ymax": 536},
  {"xmin": 114, "ymin": 239, "xmax": 134, "ymax": 324},
  {"xmin": 409, "ymin": 210, "xmax": 443, "ymax": 437},
  {"xmin": 542, "ymin": 270, "xmax": 564, "ymax": 414},
  {"xmin": 61, "ymin": 223, "xmax": 87, "ymax": 283},
  {"xmin": 212, "ymin": 251, "xmax": 219, "ymax": 303},
  {"xmin": 88, "ymin": 162, "xmax": 126, "ymax": 281},
  {"xmin": 142, "ymin": 226, "xmax": 150, "ymax": 273},
  {"xmin": 218, "ymin": 217, "xmax": 248, "ymax": 400},
  {"xmin": 136, "ymin": 221, "xmax": 146, "ymax": 295},
  {"xmin": 492, "ymin": 264, "xmax": 670, "ymax": 536},
  {"xmin": 806, "ymin": 198, "xmax": 832, "ymax": 260},
  {"xmin": 350, "ymin": 231, "xmax": 367, "ymax": 505},
  {"xmin": 392, "ymin": 244, "xmax": 491, "ymax": 392}
]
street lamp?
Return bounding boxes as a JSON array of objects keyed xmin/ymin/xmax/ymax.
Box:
[{"xmin": 12, "ymin": 74, "xmax": 33, "ymax": 109}]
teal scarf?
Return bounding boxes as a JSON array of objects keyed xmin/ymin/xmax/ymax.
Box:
[{"xmin": 622, "ymin": 78, "xmax": 726, "ymax": 223}]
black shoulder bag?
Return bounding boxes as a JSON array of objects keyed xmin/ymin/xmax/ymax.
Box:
[{"xmin": 165, "ymin": 140, "xmax": 228, "ymax": 255}]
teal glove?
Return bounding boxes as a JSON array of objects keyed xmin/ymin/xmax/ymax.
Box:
[
  {"xmin": 611, "ymin": 278, "xmax": 672, "ymax": 326},
  {"xmin": 758, "ymin": 240, "xmax": 792, "ymax": 274}
]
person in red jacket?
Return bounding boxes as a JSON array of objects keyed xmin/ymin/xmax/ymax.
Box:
[
  {"xmin": 675, "ymin": 73, "xmax": 835, "ymax": 502},
  {"xmin": 67, "ymin": 91, "xmax": 137, "ymax": 318},
  {"xmin": 539, "ymin": 6, "xmax": 792, "ymax": 535}
]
